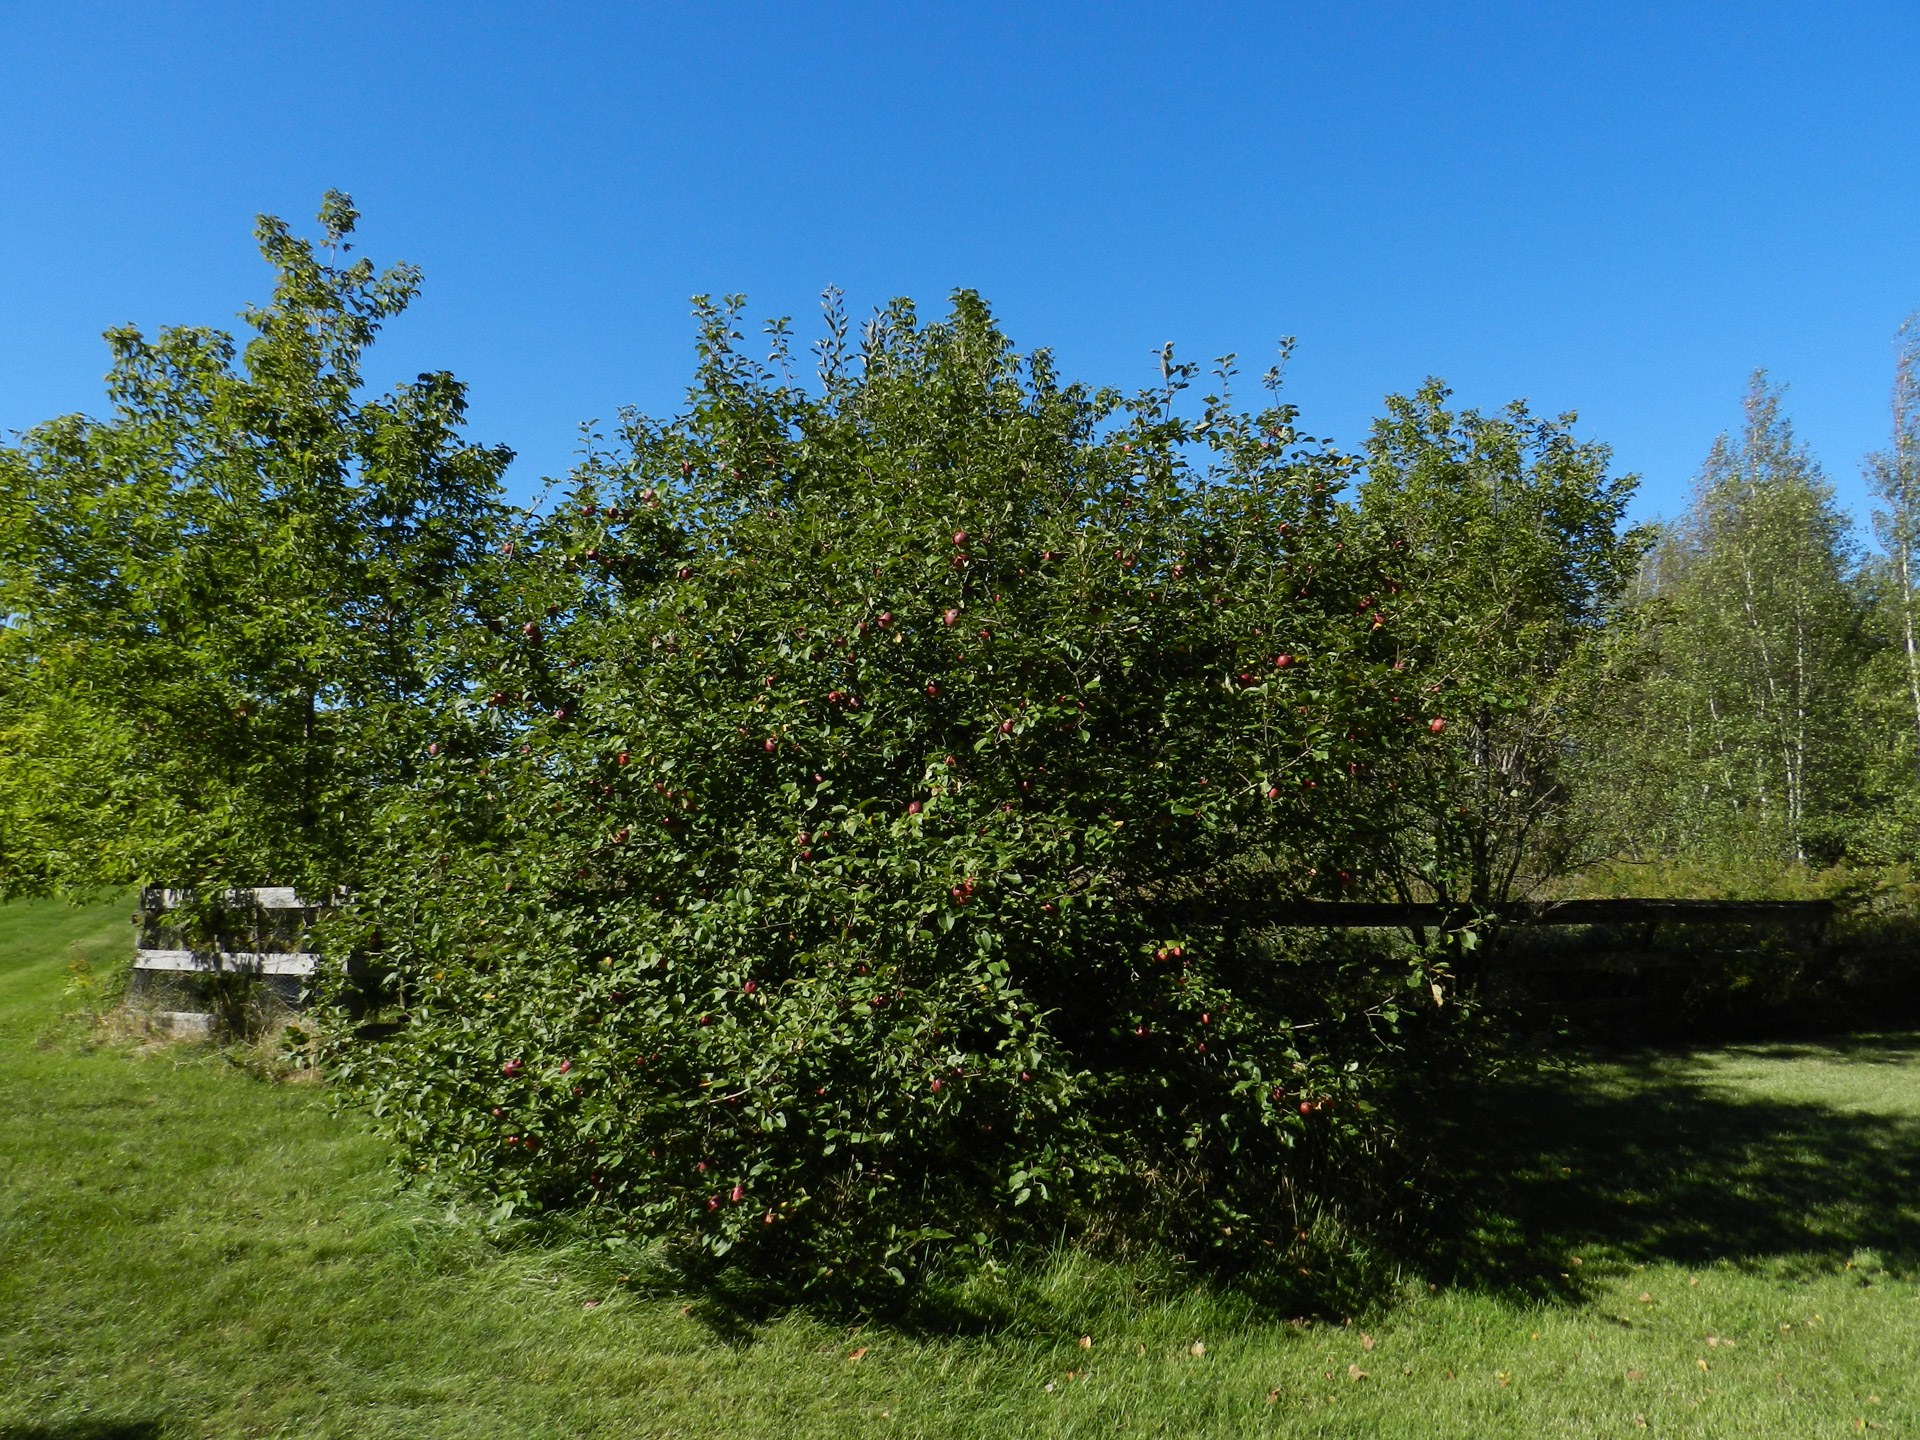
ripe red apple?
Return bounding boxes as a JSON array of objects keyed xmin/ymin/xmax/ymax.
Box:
[
  {"xmin": 617, "ymin": 752, "xmax": 629, "ymax": 765},
  {"xmin": 428, "ymin": 743, "xmax": 440, "ymax": 756},
  {"xmin": 764, "ymin": 737, "xmax": 778, "ymax": 752},
  {"xmin": 743, "ymin": 980, "xmax": 757, "ymax": 993},
  {"xmin": 1274, "ymin": 654, "xmax": 1293, "ymax": 668},
  {"xmin": 999, "ymin": 718, "xmax": 1013, "ymax": 733},
  {"xmin": 907, "ymin": 801, "xmax": 922, "ymax": 815},
  {"xmin": 926, "ymin": 682, "xmax": 940, "ymax": 696},
  {"xmin": 953, "ymin": 530, "xmax": 968, "ymax": 546},
  {"xmin": 558, "ymin": 1060, "xmax": 571, "ymax": 1074},
  {"xmin": 944, "ymin": 608, "xmax": 960, "ymax": 626},
  {"xmin": 677, "ymin": 566, "xmax": 691, "ymax": 580},
  {"xmin": 502, "ymin": 1059, "xmax": 523, "ymax": 1076},
  {"xmin": 1266, "ymin": 787, "xmax": 1280, "ymax": 800},
  {"xmin": 1429, "ymin": 718, "xmax": 1447, "ymax": 734},
  {"xmin": 730, "ymin": 1184, "xmax": 745, "ymax": 1202},
  {"xmin": 878, "ymin": 611, "xmax": 894, "ymax": 627},
  {"xmin": 1299, "ymin": 1102, "xmax": 1312, "ymax": 1115}
]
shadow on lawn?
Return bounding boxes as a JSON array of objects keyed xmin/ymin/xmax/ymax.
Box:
[
  {"xmin": 0, "ymin": 1423, "xmax": 166, "ymax": 1440},
  {"xmin": 1431, "ymin": 1036, "xmax": 1920, "ymax": 1300}
]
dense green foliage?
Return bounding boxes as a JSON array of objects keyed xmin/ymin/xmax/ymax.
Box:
[
  {"xmin": 1355, "ymin": 384, "xmax": 1644, "ymax": 915},
  {"xmin": 0, "ymin": 192, "xmax": 511, "ymax": 900},
  {"xmin": 8, "ymin": 197, "xmax": 1920, "ymax": 1290},
  {"xmin": 325, "ymin": 301, "xmax": 1478, "ymax": 1287}
]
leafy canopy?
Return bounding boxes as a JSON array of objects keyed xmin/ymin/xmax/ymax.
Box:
[
  {"xmin": 326, "ymin": 297, "xmax": 1466, "ymax": 1289},
  {"xmin": 0, "ymin": 193, "xmax": 512, "ymax": 899}
]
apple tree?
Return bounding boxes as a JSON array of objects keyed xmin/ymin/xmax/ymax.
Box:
[{"xmin": 323, "ymin": 298, "xmax": 1468, "ymax": 1290}]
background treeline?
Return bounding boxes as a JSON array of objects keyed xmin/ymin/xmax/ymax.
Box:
[{"xmin": 1576, "ymin": 340, "xmax": 1920, "ymax": 888}]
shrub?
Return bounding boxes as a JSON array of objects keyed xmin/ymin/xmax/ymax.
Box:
[{"xmin": 320, "ymin": 295, "xmax": 1474, "ymax": 1291}]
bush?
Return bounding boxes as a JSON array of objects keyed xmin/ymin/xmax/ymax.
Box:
[{"xmin": 316, "ymin": 295, "xmax": 1480, "ymax": 1292}]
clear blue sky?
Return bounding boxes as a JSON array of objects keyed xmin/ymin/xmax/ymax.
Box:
[{"xmin": 2, "ymin": 2, "xmax": 1916, "ymax": 524}]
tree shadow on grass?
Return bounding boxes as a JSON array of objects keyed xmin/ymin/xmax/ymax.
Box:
[
  {"xmin": 1430, "ymin": 1039, "xmax": 1920, "ymax": 1302},
  {"xmin": 0, "ymin": 1423, "xmax": 167, "ymax": 1440}
]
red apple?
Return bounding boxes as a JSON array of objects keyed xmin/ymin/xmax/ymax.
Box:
[
  {"xmin": 1274, "ymin": 654, "xmax": 1293, "ymax": 668},
  {"xmin": 1300, "ymin": 1102, "xmax": 1312, "ymax": 1115},
  {"xmin": 953, "ymin": 530, "xmax": 968, "ymax": 546},
  {"xmin": 1429, "ymin": 718, "xmax": 1446, "ymax": 734},
  {"xmin": 944, "ymin": 608, "xmax": 959, "ymax": 626},
  {"xmin": 764, "ymin": 737, "xmax": 777, "ymax": 752}
]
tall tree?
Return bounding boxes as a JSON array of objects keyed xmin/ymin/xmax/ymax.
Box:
[
  {"xmin": 0, "ymin": 193, "xmax": 512, "ymax": 899},
  {"xmin": 1867, "ymin": 315, "xmax": 1920, "ymax": 782},
  {"xmin": 1355, "ymin": 381, "xmax": 1644, "ymax": 921},
  {"xmin": 1627, "ymin": 374, "xmax": 1865, "ymax": 865}
]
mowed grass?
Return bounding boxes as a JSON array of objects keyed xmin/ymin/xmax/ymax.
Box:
[{"xmin": 1, "ymin": 901, "xmax": 1917, "ymax": 1439}]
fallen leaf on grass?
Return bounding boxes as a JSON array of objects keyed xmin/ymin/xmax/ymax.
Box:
[
  {"xmin": 1496, "ymin": 1371, "xmax": 1512, "ymax": 1387},
  {"xmin": 1360, "ymin": 1333, "xmax": 1375, "ymax": 1351},
  {"xmin": 1266, "ymin": 1389, "xmax": 1281, "ymax": 1404},
  {"xmin": 1078, "ymin": 1335, "xmax": 1092, "ymax": 1349},
  {"xmin": 1633, "ymin": 1414, "xmax": 1647, "ymax": 1429},
  {"xmin": 1697, "ymin": 1359, "xmax": 1710, "ymax": 1372},
  {"xmin": 1627, "ymin": 1369, "xmax": 1644, "ymax": 1381},
  {"xmin": 848, "ymin": 1347, "xmax": 869, "ymax": 1362},
  {"xmin": 1638, "ymin": 1293, "xmax": 1652, "ymax": 1303},
  {"xmin": 1189, "ymin": 1342, "xmax": 1207, "ymax": 1357},
  {"xmin": 1348, "ymin": 1364, "xmax": 1368, "ymax": 1381}
]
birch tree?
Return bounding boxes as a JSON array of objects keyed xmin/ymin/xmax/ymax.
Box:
[
  {"xmin": 1633, "ymin": 374, "xmax": 1865, "ymax": 864},
  {"xmin": 1867, "ymin": 315, "xmax": 1920, "ymax": 782}
]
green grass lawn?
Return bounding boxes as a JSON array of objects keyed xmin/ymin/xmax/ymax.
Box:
[{"xmin": 2, "ymin": 899, "xmax": 1916, "ymax": 1439}]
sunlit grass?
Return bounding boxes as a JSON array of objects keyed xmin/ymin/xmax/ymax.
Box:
[{"xmin": 1, "ymin": 898, "xmax": 1915, "ymax": 1438}]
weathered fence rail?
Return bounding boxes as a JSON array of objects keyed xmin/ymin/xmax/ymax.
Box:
[
  {"xmin": 1180, "ymin": 898, "xmax": 1834, "ymax": 929},
  {"xmin": 129, "ymin": 887, "xmax": 327, "ymax": 1032}
]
